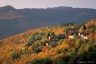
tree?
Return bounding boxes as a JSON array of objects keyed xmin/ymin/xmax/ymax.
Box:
[
  {"xmin": 68, "ymin": 54, "xmax": 79, "ymax": 64},
  {"xmin": 58, "ymin": 39, "xmax": 63, "ymax": 45},
  {"xmin": 50, "ymin": 32, "xmax": 55, "ymax": 37},
  {"xmin": 78, "ymin": 44, "xmax": 86, "ymax": 54},
  {"xmin": 10, "ymin": 50, "xmax": 20, "ymax": 60},
  {"xmin": 46, "ymin": 32, "xmax": 50, "ymax": 38},
  {"xmin": 42, "ymin": 46, "xmax": 48, "ymax": 52},
  {"xmin": 62, "ymin": 48, "xmax": 68, "ymax": 53},
  {"xmin": 87, "ymin": 52, "xmax": 96, "ymax": 60},
  {"xmin": 69, "ymin": 50, "xmax": 76, "ymax": 56},
  {"xmin": 75, "ymin": 47, "xmax": 78, "ymax": 52},
  {"xmin": 55, "ymin": 49, "xmax": 61, "ymax": 54},
  {"xmin": 0, "ymin": 42, "xmax": 2, "ymax": 45},
  {"xmin": 27, "ymin": 36, "xmax": 35, "ymax": 46},
  {"xmin": 73, "ymin": 24, "xmax": 81, "ymax": 30},
  {"xmin": 21, "ymin": 46, "xmax": 28, "ymax": 54},
  {"xmin": 83, "ymin": 25, "xmax": 86, "ymax": 30},
  {"xmin": 31, "ymin": 58, "xmax": 51, "ymax": 64},
  {"xmin": 28, "ymin": 46, "xmax": 33, "ymax": 54},
  {"xmin": 76, "ymin": 39, "xmax": 81, "ymax": 48},
  {"xmin": 85, "ymin": 45, "xmax": 93, "ymax": 52},
  {"xmin": 34, "ymin": 47, "xmax": 41, "ymax": 53},
  {"xmin": 91, "ymin": 27, "xmax": 95, "ymax": 33}
]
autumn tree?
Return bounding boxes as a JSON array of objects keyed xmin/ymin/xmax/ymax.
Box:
[
  {"xmin": 21, "ymin": 46, "xmax": 28, "ymax": 54},
  {"xmin": 76, "ymin": 39, "xmax": 82, "ymax": 48},
  {"xmin": 28, "ymin": 46, "xmax": 34, "ymax": 54},
  {"xmin": 10, "ymin": 50, "xmax": 20, "ymax": 60}
]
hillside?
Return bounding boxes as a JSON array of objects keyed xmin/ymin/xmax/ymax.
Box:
[
  {"xmin": 0, "ymin": 20, "xmax": 96, "ymax": 64},
  {"xmin": 0, "ymin": 6, "xmax": 96, "ymax": 39}
]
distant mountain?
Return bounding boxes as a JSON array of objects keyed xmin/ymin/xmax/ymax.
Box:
[
  {"xmin": 0, "ymin": 5, "xmax": 23, "ymax": 19},
  {"xmin": 0, "ymin": 5, "xmax": 96, "ymax": 39}
]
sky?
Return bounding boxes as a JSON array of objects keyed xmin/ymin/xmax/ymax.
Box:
[{"xmin": 0, "ymin": 0, "xmax": 96, "ymax": 9}]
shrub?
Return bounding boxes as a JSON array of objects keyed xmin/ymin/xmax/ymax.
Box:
[
  {"xmin": 53, "ymin": 59, "xmax": 65, "ymax": 64},
  {"xmin": 68, "ymin": 54, "xmax": 80, "ymax": 64},
  {"xmin": 56, "ymin": 34, "xmax": 65, "ymax": 39},
  {"xmin": 62, "ymin": 55, "xmax": 70, "ymax": 64},
  {"xmin": 34, "ymin": 47, "xmax": 41, "ymax": 53},
  {"xmin": 10, "ymin": 50, "xmax": 20, "ymax": 60},
  {"xmin": 31, "ymin": 58, "xmax": 51, "ymax": 64},
  {"xmin": 27, "ymin": 36, "xmax": 35, "ymax": 46},
  {"xmin": 35, "ymin": 35, "xmax": 43, "ymax": 40},
  {"xmin": 62, "ymin": 48, "xmax": 68, "ymax": 53},
  {"xmin": 58, "ymin": 39, "xmax": 63, "ymax": 45},
  {"xmin": 75, "ymin": 47, "xmax": 78, "ymax": 52},
  {"xmin": 69, "ymin": 50, "xmax": 76, "ymax": 56},
  {"xmin": 85, "ymin": 45, "xmax": 93, "ymax": 52},
  {"xmin": 55, "ymin": 49, "xmax": 61, "ymax": 54},
  {"xmin": 87, "ymin": 52, "xmax": 96, "ymax": 60}
]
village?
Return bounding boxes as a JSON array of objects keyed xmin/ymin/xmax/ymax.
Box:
[{"xmin": 41, "ymin": 25, "xmax": 88, "ymax": 52}]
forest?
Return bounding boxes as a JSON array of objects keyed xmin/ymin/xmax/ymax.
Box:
[{"xmin": 0, "ymin": 20, "xmax": 96, "ymax": 64}]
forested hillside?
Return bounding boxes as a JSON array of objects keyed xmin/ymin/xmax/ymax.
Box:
[{"xmin": 0, "ymin": 20, "xmax": 96, "ymax": 64}]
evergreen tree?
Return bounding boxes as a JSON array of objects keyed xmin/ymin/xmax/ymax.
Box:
[{"xmin": 83, "ymin": 25, "xmax": 86, "ymax": 30}]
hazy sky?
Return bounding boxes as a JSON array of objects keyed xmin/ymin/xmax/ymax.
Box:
[{"xmin": 0, "ymin": 0, "xmax": 96, "ymax": 9}]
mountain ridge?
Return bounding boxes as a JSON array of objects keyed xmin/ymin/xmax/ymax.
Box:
[{"xmin": 0, "ymin": 5, "xmax": 96, "ymax": 39}]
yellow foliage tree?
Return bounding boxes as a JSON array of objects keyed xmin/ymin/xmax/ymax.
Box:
[
  {"xmin": 28, "ymin": 46, "xmax": 33, "ymax": 54},
  {"xmin": 76, "ymin": 39, "xmax": 82, "ymax": 48}
]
